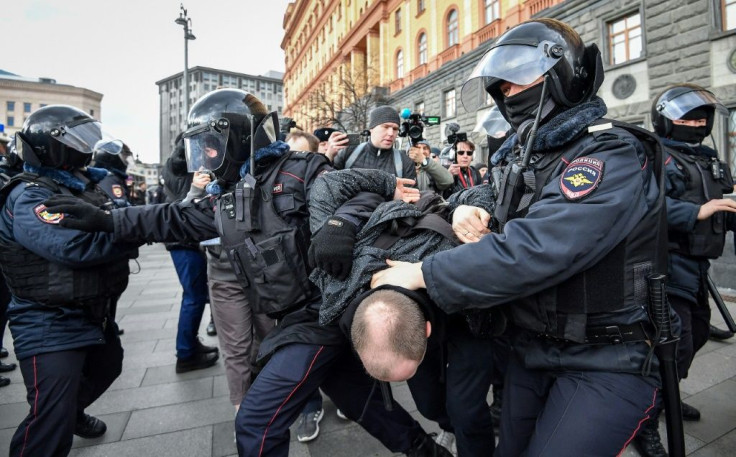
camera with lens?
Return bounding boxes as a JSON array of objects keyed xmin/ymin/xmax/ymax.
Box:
[
  {"xmin": 445, "ymin": 122, "xmax": 467, "ymax": 147},
  {"xmin": 398, "ymin": 108, "xmax": 440, "ymax": 146}
]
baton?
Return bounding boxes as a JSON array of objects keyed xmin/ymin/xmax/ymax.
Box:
[{"xmin": 706, "ymin": 274, "xmax": 736, "ymax": 333}]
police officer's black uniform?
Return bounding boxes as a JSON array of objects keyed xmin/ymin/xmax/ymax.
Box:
[
  {"xmin": 374, "ymin": 19, "xmax": 666, "ymax": 456},
  {"xmin": 44, "ymin": 89, "xmax": 448, "ymax": 457},
  {"xmin": 0, "ymin": 105, "xmax": 135, "ymax": 457}
]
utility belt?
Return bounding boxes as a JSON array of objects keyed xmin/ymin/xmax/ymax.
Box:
[{"xmin": 537, "ymin": 322, "xmax": 651, "ymax": 345}]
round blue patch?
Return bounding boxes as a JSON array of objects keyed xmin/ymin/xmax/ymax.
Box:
[{"xmin": 559, "ymin": 157, "xmax": 604, "ymax": 201}]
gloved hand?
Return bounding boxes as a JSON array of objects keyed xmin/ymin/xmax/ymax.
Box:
[
  {"xmin": 308, "ymin": 216, "xmax": 357, "ymax": 280},
  {"xmin": 42, "ymin": 195, "xmax": 114, "ymax": 232}
]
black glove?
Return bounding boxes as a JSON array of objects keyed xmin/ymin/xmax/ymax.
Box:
[
  {"xmin": 42, "ymin": 195, "xmax": 114, "ymax": 232},
  {"xmin": 308, "ymin": 216, "xmax": 357, "ymax": 280}
]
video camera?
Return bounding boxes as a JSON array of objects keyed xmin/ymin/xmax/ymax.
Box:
[
  {"xmin": 398, "ymin": 108, "xmax": 440, "ymax": 146},
  {"xmin": 439, "ymin": 123, "xmax": 468, "ymax": 167}
]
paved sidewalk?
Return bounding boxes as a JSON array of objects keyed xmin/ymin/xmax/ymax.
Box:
[{"xmin": 0, "ymin": 243, "xmax": 734, "ymax": 456}]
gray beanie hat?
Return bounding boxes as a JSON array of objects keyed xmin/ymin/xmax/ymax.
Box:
[{"xmin": 369, "ymin": 106, "xmax": 401, "ymax": 129}]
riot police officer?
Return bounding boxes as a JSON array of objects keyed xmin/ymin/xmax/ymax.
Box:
[
  {"xmin": 633, "ymin": 84, "xmax": 736, "ymax": 457},
  {"xmin": 372, "ymin": 19, "xmax": 666, "ymax": 456},
  {"xmin": 93, "ymin": 138, "xmax": 134, "ymax": 209},
  {"xmin": 43, "ymin": 89, "xmax": 450, "ymax": 457},
  {"xmin": 0, "ymin": 105, "xmax": 135, "ymax": 456}
]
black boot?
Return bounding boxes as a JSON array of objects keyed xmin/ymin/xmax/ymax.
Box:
[
  {"xmin": 633, "ymin": 412, "xmax": 668, "ymax": 457},
  {"xmin": 75, "ymin": 413, "xmax": 107, "ymax": 439},
  {"xmin": 682, "ymin": 401, "xmax": 701, "ymax": 421},
  {"xmin": 490, "ymin": 385, "xmax": 503, "ymax": 428},
  {"xmin": 709, "ymin": 324, "xmax": 734, "ymax": 341},
  {"xmin": 405, "ymin": 432, "xmax": 453, "ymax": 457}
]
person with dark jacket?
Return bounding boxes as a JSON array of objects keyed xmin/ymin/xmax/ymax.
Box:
[
  {"xmin": 43, "ymin": 89, "xmax": 450, "ymax": 457},
  {"xmin": 444, "ymin": 139, "xmax": 483, "ymax": 197},
  {"xmin": 0, "ymin": 136, "xmax": 22, "ymax": 389},
  {"xmin": 633, "ymin": 84, "xmax": 736, "ymax": 457},
  {"xmin": 161, "ymin": 136, "xmax": 219, "ymax": 373},
  {"xmin": 309, "ymin": 168, "xmax": 499, "ymax": 456},
  {"xmin": 0, "ymin": 105, "xmax": 136, "ymax": 456},
  {"xmin": 371, "ymin": 19, "xmax": 668, "ymax": 456},
  {"xmin": 332, "ymin": 106, "xmax": 417, "ymax": 180}
]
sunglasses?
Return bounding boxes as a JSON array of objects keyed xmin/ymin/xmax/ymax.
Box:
[{"xmin": 456, "ymin": 150, "xmax": 473, "ymax": 156}]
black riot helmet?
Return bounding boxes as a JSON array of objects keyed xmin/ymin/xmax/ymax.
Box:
[
  {"xmin": 183, "ymin": 88, "xmax": 269, "ymax": 182},
  {"xmin": 461, "ymin": 19, "xmax": 603, "ymax": 122},
  {"xmin": 15, "ymin": 105, "xmax": 104, "ymax": 169},
  {"xmin": 93, "ymin": 139, "xmax": 133, "ymax": 174},
  {"xmin": 651, "ymin": 84, "xmax": 726, "ymax": 140}
]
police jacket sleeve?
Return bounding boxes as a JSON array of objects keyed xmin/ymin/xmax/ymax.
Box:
[
  {"xmin": 422, "ymin": 137, "xmax": 657, "ymax": 314},
  {"xmin": 424, "ymin": 159, "xmax": 454, "ymax": 191},
  {"xmin": 111, "ymin": 197, "xmax": 218, "ymax": 244},
  {"xmin": 308, "ymin": 168, "xmax": 397, "ymax": 234},
  {"xmin": 664, "ymin": 155, "xmax": 699, "ymax": 232},
  {"xmin": 12, "ymin": 186, "xmax": 136, "ymax": 268}
]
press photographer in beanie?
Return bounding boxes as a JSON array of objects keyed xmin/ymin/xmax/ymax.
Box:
[{"xmin": 332, "ymin": 106, "xmax": 416, "ymax": 180}]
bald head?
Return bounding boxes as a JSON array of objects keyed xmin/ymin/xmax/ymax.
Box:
[{"xmin": 351, "ymin": 289, "xmax": 429, "ymax": 381}]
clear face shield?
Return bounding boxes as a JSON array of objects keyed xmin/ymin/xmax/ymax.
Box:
[
  {"xmin": 49, "ymin": 118, "xmax": 106, "ymax": 155},
  {"xmin": 474, "ymin": 106, "xmax": 511, "ymax": 138},
  {"xmin": 182, "ymin": 118, "xmax": 231, "ymax": 173},
  {"xmin": 656, "ymin": 89, "xmax": 728, "ymax": 121},
  {"xmin": 461, "ymin": 40, "xmax": 562, "ymax": 112}
]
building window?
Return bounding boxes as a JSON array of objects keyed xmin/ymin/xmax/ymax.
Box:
[
  {"xmin": 90, "ymin": 109, "xmax": 95, "ymax": 117},
  {"xmin": 395, "ymin": 8, "xmax": 402, "ymax": 34},
  {"xmin": 447, "ymin": 10, "xmax": 459, "ymax": 47},
  {"xmin": 484, "ymin": 0, "xmax": 500, "ymax": 24},
  {"xmin": 444, "ymin": 89, "xmax": 456, "ymax": 118},
  {"xmin": 608, "ymin": 12, "xmax": 642, "ymax": 65},
  {"xmin": 23, "ymin": 102, "xmax": 32, "ymax": 113},
  {"xmin": 724, "ymin": 0, "xmax": 736, "ymax": 30},
  {"xmin": 415, "ymin": 101, "xmax": 425, "ymax": 114},
  {"xmin": 417, "ymin": 0, "xmax": 425, "ymax": 14},
  {"xmin": 7, "ymin": 116, "xmax": 14, "ymax": 127},
  {"xmin": 6, "ymin": 101, "xmax": 14, "ymax": 111},
  {"xmin": 396, "ymin": 49, "xmax": 404, "ymax": 79},
  {"xmin": 418, "ymin": 33, "xmax": 428, "ymax": 65}
]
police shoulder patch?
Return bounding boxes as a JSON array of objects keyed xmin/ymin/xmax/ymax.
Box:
[
  {"xmin": 34, "ymin": 204, "xmax": 64, "ymax": 224},
  {"xmin": 559, "ymin": 156, "xmax": 604, "ymax": 201},
  {"xmin": 111, "ymin": 184, "xmax": 124, "ymax": 198}
]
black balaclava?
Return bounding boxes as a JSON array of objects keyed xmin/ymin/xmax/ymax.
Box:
[
  {"xmin": 670, "ymin": 107, "xmax": 712, "ymax": 144},
  {"xmin": 503, "ymin": 83, "xmax": 547, "ymax": 132}
]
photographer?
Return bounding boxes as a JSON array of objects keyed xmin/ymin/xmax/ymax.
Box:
[
  {"xmin": 445, "ymin": 139, "xmax": 482, "ymax": 197},
  {"xmin": 331, "ymin": 106, "xmax": 416, "ymax": 180},
  {"xmin": 408, "ymin": 140, "xmax": 453, "ymax": 193}
]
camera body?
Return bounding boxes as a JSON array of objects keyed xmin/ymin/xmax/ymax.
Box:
[
  {"xmin": 441, "ymin": 122, "xmax": 468, "ymax": 167},
  {"xmin": 398, "ymin": 109, "xmax": 440, "ymax": 146}
]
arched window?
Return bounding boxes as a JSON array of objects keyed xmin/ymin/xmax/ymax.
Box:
[
  {"xmin": 418, "ymin": 33, "xmax": 427, "ymax": 65},
  {"xmin": 447, "ymin": 10, "xmax": 459, "ymax": 47},
  {"xmin": 396, "ymin": 49, "xmax": 404, "ymax": 78}
]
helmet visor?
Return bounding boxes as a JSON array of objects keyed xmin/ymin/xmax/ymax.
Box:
[
  {"xmin": 51, "ymin": 119, "xmax": 104, "ymax": 154},
  {"xmin": 474, "ymin": 106, "xmax": 511, "ymax": 138},
  {"xmin": 461, "ymin": 40, "xmax": 561, "ymax": 112},
  {"xmin": 183, "ymin": 118, "xmax": 230, "ymax": 173},
  {"xmin": 657, "ymin": 89, "xmax": 728, "ymax": 120},
  {"xmin": 94, "ymin": 139, "xmax": 135, "ymax": 168}
]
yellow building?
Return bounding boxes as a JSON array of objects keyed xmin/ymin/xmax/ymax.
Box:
[{"xmin": 281, "ymin": 0, "xmax": 563, "ymax": 130}]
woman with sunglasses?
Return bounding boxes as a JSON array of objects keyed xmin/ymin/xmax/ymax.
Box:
[{"xmin": 445, "ymin": 139, "xmax": 482, "ymax": 197}]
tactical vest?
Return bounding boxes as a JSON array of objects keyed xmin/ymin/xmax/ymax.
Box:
[
  {"xmin": 494, "ymin": 122, "xmax": 663, "ymax": 342},
  {"xmin": 0, "ymin": 173, "xmax": 130, "ymax": 309},
  {"xmin": 665, "ymin": 146, "xmax": 734, "ymax": 259},
  {"xmin": 215, "ymin": 152, "xmax": 317, "ymax": 317}
]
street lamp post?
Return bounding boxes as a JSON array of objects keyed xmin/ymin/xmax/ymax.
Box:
[{"xmin": 175, "ymin": 4, "xmax": 196, "ymax": 122}]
